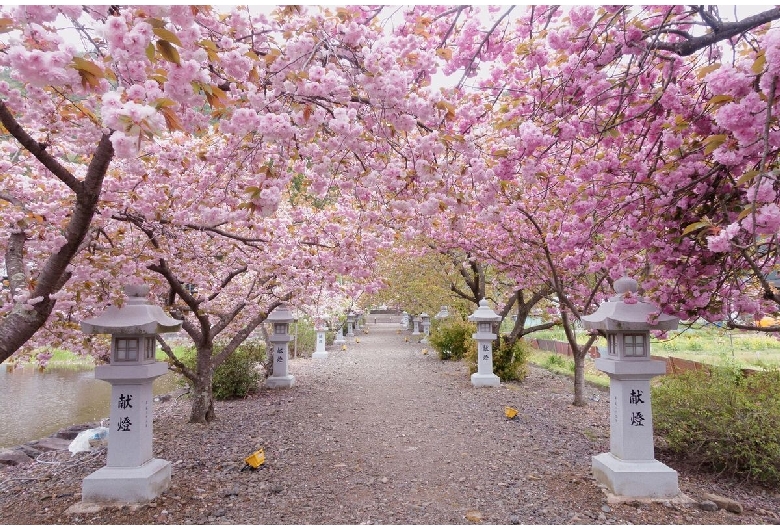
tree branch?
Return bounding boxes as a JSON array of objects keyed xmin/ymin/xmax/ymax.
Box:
[
  {"xmin": 157, "ymin": 335, "xmax": 196, "ymax": 381},
  {"xmin": 206, "ymin": 266, "xmax": 249, "ymax": 303},
  {"xmin": 649, "ymin": 7, "xmax": 780, "ymax": 56},
  {"xmin": 0, "ymin": 100, "xmax": 84, "ymax": 194}
]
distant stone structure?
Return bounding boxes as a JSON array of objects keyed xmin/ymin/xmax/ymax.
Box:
[{"xmin": 265, "ymin": 303, "xmax": 295, "ymax": 389}]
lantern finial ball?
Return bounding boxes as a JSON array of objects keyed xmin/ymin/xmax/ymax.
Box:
[
  {"xmin": 124, "ymin": 284, "xmax": 150, "ymax": 298},
  {"xmin": 614, "ymin": 277, "xmax": 638, "ymax": 295}
]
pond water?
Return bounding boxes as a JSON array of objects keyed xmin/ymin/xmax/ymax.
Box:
[{"xmin": 0, "ymin": 364, "xmax": 182, "ymax": 450}]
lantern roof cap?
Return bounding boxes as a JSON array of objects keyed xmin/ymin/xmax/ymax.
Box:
[
  {"xmin": 581, "ymin": 277, "xmax": 678, "ymax": 332},
  {"xmin": 81, "ymin": 284, "xmax": 182, "ymax": 335},
  {"xmin": 266, "ymin": 303, "xmax": 294, "ymax": 324},
  {"xmin": 436, "ymin": 306, "xmax": 450, "ymax": 318},
  {"xmin": 468, "ymin": 299, "xmax": 501, "ymax": 323}
]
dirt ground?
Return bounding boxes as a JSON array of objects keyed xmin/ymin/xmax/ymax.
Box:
[{"xmin": 1, "ymin": 323, "xmax": 779, "ymax": 524}]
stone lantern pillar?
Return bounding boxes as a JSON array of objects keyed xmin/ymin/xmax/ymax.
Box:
[
  {"xmin": 265, "ymin": 303, "xmax": 295, "ymax": 389},
  {"xmin": 79, "ymin": 284, "xmax": 182, "ymax": 504},
  {"xmin": 411, "ymin": 315, "xmax": 421, "ymax": 336},
  {"xmin": 346, "ymin": 311, "xmax": 357, "ymax": 337},
  {"xmin": 420, "ymin": 313, "xmax": 431, "ymax": 343},
  {"xmin": 312, "ymin": 320, "xmax": 328, "ymax": 360},
  {"xmin": 582, "ymin": 277, "xmax": 679, "ymax": 498},
  {"xmin": 468, "ymin": 299, "xmax": 501, "ymax": 387},
  {"xmin": 334, "ymin": 322, "xmax": 346, "ymax": 346}
]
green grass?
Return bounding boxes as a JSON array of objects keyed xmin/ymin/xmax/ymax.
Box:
[
  {"xmin": 651, "ymin": 328, "xmax": 780, "ymax": 370},
  {"xmin": 527, "ymin": 350, "xmax": 610, "ymax": 389},
  {"xmin": 527, "ymin": 324, "xmax": 780, "ymax": 371},
  {"xmin": 33, "ymin": 349, "xmax": 97, "ymax": 369},
  {"xmin": 5, "ymin": 344, "xmax": 185, "ymax": 370}
]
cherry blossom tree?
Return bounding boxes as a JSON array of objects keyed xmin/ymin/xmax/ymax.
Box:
[
  {"xmin": 643, "ymin": 19, "xmax": 780, "ymax": 331},
  {"xmin": 390, "ymin": 5, "xmax": 780, "ymax": 404},
  {"xmin": 1, "ymin": 5, "xmax": 455, "ymax": 423},
  {"xmin": 6, "ymin": 4, "xmax": 780, "ymax": 416},
  {"xmin": 0, "ymin": 5, "xmax": 446, "ymax": 369},
  {"xmin": 0, "ymin": 5, "xmax": 256, "ymax": 363}
]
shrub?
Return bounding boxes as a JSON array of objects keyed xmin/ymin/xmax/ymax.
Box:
[
  {"xmin": 540, "ymin": 353, "xmax": 575, "ymax": 374},
  {"xmin": 543, "ymin": 353, "xmax": 568, "ymax": 369},
  {"xmin": 288, "ymin": 317, "xmax": 316, "ymax": 357},
  {"xmin": 653, "ymin": 366, "xmax": 780, "ymax": 486},
  {"xmin": 429, "ymin": 319, "xmax": 474, "ymax": 360},
  {"xmin": 493, "ymin": 339, "xmax": 530, "ymax": 381},
  {"xmin": 179, "ymin": 341, "xmax": 266, "ymax": 400},
  {"xmin": 212, "ymin": 341, "xmax": 266, "ymax": 400}
]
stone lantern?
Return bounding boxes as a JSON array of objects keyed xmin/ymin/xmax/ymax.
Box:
[
  {"xmin": 582, "ymin": 277, "xmax": 679, "ymax": 498},
  {"xmin": 346, "ymin": 311, "xmax": 357, "ymax": 337},
  {"xmin": 79, "ymin": 284, "xmax": 182, "ymax": 504},
  {"xmin": 265, "ymin": 303, "xmax": 295, "ymax": 389},
  {"xmin": 435, "ymin": 306, "xmax": 450, "ymax": 319},
  {"xmin": 411, "ymin": 315, "xmax": 421, "ymax": 336},
  {"xmin": 468, "ymin": 299, "xmax": 502, "ymax": 387},
  {"xmin": 421, "ymin": 313, "xmax": 430, "ymax": 334},
  {"xmin": 420, "ymin": 313, "xmax": 431, "ymax": 343},
  {"xmin": 312, "ymin": 319, "xmax": 328, "ymax": 360},
  {"xmin": 334, "ymin": 319, "xmax": 346, "ymax": 346}
]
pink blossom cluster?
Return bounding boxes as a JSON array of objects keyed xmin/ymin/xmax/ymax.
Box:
[
  {"xmin": 101, "ymin": 17, "xmax": 154, "ymax": 61},
  {"xmin": 4, "ymin": 46, "xmax": 78, "ymax": 87}
]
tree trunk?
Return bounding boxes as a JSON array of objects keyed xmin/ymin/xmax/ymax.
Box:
[
  {"xmin": 188, "ymin": 347, "xmax": 215, "ymax": 424},
  {"xmin": 0, "ymin": 296, "xmax": 56, "ymax": 363},
  {"xmin": 559, "ymin": 308, "xmax": 598, "ymax": 407},
  {"xmin": 259, "ymin": 323, "xmax": 273, "ymax": 377},
  {"xmin": 572, "ymin": 349, "xmax": 587, "ymax": 406},
  {"xmin": 0, "ymin": 112, "xmax": 114, "ymax": 363}
]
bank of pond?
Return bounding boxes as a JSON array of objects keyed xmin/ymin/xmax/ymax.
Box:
[{"xmin": 0, "ymin": 363, "xmax": 180, "ymax": 449}]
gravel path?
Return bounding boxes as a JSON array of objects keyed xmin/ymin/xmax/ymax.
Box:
[{"xmin": 1, "ymin": 323, "xmax": 779, "ymax": 524}]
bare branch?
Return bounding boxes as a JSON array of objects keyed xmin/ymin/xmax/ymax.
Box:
[
  {"xmin": 649, "ymin": 7, "xmax": 780, "ymax": 56},
  {"xmin": 457, "ymin": 6, "xmax": 515, "ymax": 90},
  {"xmin": 206, "ymin": 266, "xmax": 249, "ymax": 303}
]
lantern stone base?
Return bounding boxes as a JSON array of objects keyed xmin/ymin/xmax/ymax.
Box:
[
  {"xmin": 312, "ymin": 351, "xmax": 328, "ymax": 360},
  {"xmin": 592, "ymin": 453, "xmax": 679, "ymax": 499},
  {"xmin": 265, "ymin": 375, "xmax": 295, "ymax": 389},
  {"xmin": 82, "ymin": 458, "xmax": 171, "ymax": 504},
  {"xmin": 471, "ymin": 373, "xmax": 500, "ymax": 387}
]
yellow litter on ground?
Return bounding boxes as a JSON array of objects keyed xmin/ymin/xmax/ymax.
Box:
[
  {"xmin": 504, "ymin": 406, "xmax": 518, "ymax": 420},
  {"xmin": 341, "ymin": 344, "xmax": 347, "ymax": 351},
  {"xmin": 245, "ymin": 448, "xmax": 266, "ymax": 469}
]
